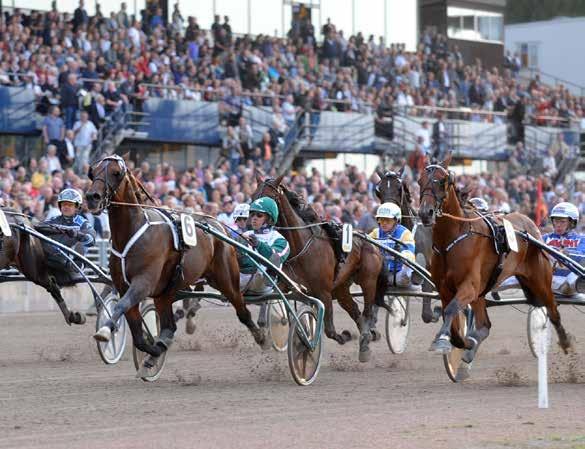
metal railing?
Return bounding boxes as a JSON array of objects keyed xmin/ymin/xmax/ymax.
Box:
[{"xmin": 521, "ymin": 68, "xmax": 585, "ymax": 97}]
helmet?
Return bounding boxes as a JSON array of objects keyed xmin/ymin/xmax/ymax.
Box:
[
  {"xmin": 233, "ymin": 203, "xmax": 250, "ymax": 219},
  {"xmin": 249, "ymin": 197, "xmax": 279, "ymax": 224},
  {"xmin": 469, "ymin": 197, "xmax": 489, "ymax": 212},
  {"xmin": 550, "ymin": 202, "xmax": 579, "ymax": 224},
  {"xmin": 57, "ymin": 189, "xmax": 83, "ymax": 208},
  {"xmin": 375, "ymin": 202, "xmax": 401, "ymax": 221}
]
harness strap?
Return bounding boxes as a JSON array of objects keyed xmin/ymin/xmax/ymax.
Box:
[
  {"xmin": 110, "ymin": 209, "xmax": 178, "ymax": 285},
  {"xmin": 432, "ymin": 232, "xmax": 471, "ymax": 255}
]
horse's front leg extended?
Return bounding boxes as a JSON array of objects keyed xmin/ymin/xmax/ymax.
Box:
[
  {"xmin": 430, "ymin": 283, "xmax": 476, "ymax": 354},
  {"xmin": 93, "ymin": 279, "xmax": 148, "ymax": 343}
]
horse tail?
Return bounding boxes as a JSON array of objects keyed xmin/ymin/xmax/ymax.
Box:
[{"xmin": 374, "ymin": 257, "xmax": 389, "ymax": 308}]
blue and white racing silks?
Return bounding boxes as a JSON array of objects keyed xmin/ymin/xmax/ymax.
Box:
[
  {"xmin": 543, "ymin": 231, "xmax": 585, "ymax": 276},
  {"xmin": 369, "ymin": 224, "xmax": 415, "ymax": 273}
]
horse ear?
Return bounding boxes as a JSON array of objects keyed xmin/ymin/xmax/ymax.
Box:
[
  {"xmin": 398, "ymin": 166, "xmax": 405, "ymax": 177},
  {"xmin": 274, "ymin": 174, "xmax": 284, "ymax": 185},
  {"xmin": 441, "ymin": 152, "xmax": 452, "ymax": 168},
  {"xmin": 255, "ymin": 171, "xmax": 264, "ymax": 184},
  {"xmin": 375, "ymin": 167, "xmax": 385, "ymax": 179},
  {"xmin": 87, "ymin": 165, "xmax": 94, "ymax": 181},
  {"xmin": 122, "ymin": 152, "xmax": 131, "ymax": 161}
]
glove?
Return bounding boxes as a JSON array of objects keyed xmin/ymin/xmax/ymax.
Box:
[
  {"xmin": 247, "ymin": 233, "xmax": 259, "ymax": 248},
  {"xmin": 64, "ymin": 228, "xmax": 79, "ymax": 239}
]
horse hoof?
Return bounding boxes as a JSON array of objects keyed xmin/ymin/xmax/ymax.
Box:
[
  {"xmin": 462, "ymin": 349, "xmax": 475, "ymax": 364},
  {"xmin": 93, "ymin": 326, "xmax": 111, "ymax": 343},
  {"xmin": 185, "ymin": 318, "xmax": 196, "ymax": 335},
  {"xmin": 429, "ymin": 337, "xmax": 452, "ymax": 354},
  {"xmin": 370, "ymin": 329, "xmax": 382, "ymax": 342},
  {"xmin": 432, "ymin": 306, "xmax": 442, "ymax": 323},
  {"xmin": 359, "ymin": 349, "xmax": 371, "ymax": 363},
  {"xmin": 174, "ymin": 309, "xmax": 185, "ymax": 322},
  {"xmin": 341, "ymin": 330, "xmax": 353, "ymax": 342},
  {"xmin": 136, "ymin": 354, "xmax": 161, "ymax": 379},
  {"xmin": 456, "ymin": 365, "xmax": 471, "ymax": 382},
  {"xmin": 70, "ymin": 311, "xmax": 86, "ymax": 325}
]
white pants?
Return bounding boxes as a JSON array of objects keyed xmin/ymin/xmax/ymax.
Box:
[
  {"xmin": 389, "ymin": 266, "xmax": 413, "ymax": 287},
  {"xmin": 498, "ymin": 273, "xmax": 579, "ymax": 296},
  {"xmin": 240, "ymin": 272, "xmax": 272, "ymax": 295}
]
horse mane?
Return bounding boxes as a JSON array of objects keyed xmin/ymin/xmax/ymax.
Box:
[
  {"xmin": 126, "ymin": 170, "xmax": 160, "ymax": 206},
  {"xmin": 281, "ymin": 186, "xmax": 320, "ymax": 224},
  {"xmin": 279, "ymin": 184, "xmax": 344, "ymax": 267}
]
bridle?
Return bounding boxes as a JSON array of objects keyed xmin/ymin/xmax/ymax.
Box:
[
  {"xmin": 419, "ymin": 164, "xmax": 455, "ymax": 217},
  {"xmin": 89, "ymin": 155, "xmax": 128, "ymax": 210}
]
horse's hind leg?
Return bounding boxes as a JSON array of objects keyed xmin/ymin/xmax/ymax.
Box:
[
  {"xmin": 212, "ymin": 248, "xmax": 269, "ymax": 349},
  {"xmin": 154, "ymin": 292, "xmax": 177, "ymax": 351},
  {"xmin": 518, "ymin": 272, "xmax": 574, "ymax": 354},
  {"xmin": 44, "ymin": 277, "xmax": 86, "ymax": 326},
  {"xmin": 462, "ymin": 296, "xmax": 491, "ymax": 364}
]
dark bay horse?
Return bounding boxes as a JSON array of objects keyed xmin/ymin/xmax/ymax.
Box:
[
  {"xmin": 418, "ymin": 156, "xmax": 573, "ymax": 364},
  {"xmin": 0, "ymin": 208, "xmax": 86, "ymax": 325},
  {"xmin": 374, "ymin": 168, "xmax": 438, "ymax": 323},
  {"xmin": 253, "ymin": 175, "xmax": 385, "ymax": 362},
  {"xmin": 87, "ymin": 155, "xmax": 267, "ymax": 374}
]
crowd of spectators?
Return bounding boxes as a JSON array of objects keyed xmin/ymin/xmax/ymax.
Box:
[
  {"xmin": 1, "ymin": 151, "xmax": 584, "ymax": 240},
  {"xmin": 2, "ymin": 4, "xmax": 585, "ymax": 165},
  {"xmin": 0, "ymin": 3, "xmax": 584, "ymax": 235}
]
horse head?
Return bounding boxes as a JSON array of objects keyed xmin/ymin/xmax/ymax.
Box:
[
  {"xmin": 252, "ymin": 173, "xmax": 285, "ymax": 206},
  {"xmin": 375, "ymin": 167, "xmax": 412, "ymax": 207},
  {"xmin": 418, "ymin": 154, "xmax": 456, "ymax": 226},
  {"xmin": 85, "ymin": 154, "xmax": 129, "ymax": 214}
]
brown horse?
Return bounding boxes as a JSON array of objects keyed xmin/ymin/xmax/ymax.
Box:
[
  {"xmin": 0, "ymin": 208, "xmax": 86, "ymax": 325},
  {"xmin": 418, "ymin": 156, "xmax": 573, "ymax": 363},
  {"xmin": 374, "ymin": 168, "xmax": 439, "ymax": 323},
  {"xmin": 253, "ymin": 175, "xmax": 385, "ymax": 362},
  {"xmin": 87, "ymin": 155, "xmax": 267, "ymax": 374}
]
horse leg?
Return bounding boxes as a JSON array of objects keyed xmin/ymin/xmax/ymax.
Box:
[
  {"xmin": 430, "ymin": 283, "xmax": 476, "ymax": 354},
  {"xmin": 332, "ymin": 284, "xmax": 361, "ymax": 338},
  {"xmin": 44, "ymin": 276, "xmax": 86, "ymax": 326},
  {"xmin": 462, "ymin": 296, "xmax": 491, "ymax": 364},
  {"xmin": 174, "ymin": 298, "xmax": 202, "ymax": 335},
  {"xmin": 321, "ymin": 291, "xmax": 350, "ymax": 345},
  {"xmin": 518, "ymin": 274, "xmax": 574, "ymax": 354},
  {"xmin": 94, "ymin": 279, "xmax": 150, "ymax": 345},
  {"xmin": 212, "ymin": 250, "xmax": 269, "ymax": 350}
]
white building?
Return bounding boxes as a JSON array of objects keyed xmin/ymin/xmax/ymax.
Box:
[{"xmin": 505, "ymin": 17, "xmax": 585, "ymax": 93}]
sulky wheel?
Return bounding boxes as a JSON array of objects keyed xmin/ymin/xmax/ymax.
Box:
[
  {"xmin": 268, "ymin": 300, "xmax": 289, "ymax": 352},
  {"xmin": 527, "ymin": 306, "xmax": 552, "ymax": 359},
  {"xmin": 96, "ymin": 291, "xmax": 128, "ymax": 365},
  {"xmin": 287, "ymin": 306, "xmax": 322, "ymax": 386},
  {"xmin": 132, "ymin": 301, "xmax": 168, "ymax": 382},
  {"xmin": 443, "ymin": 306, "xmax": 474, "ymax": 383},
  {"xmin": 385, "ymin": 296, "xmax": 410, "ymax": 354}
]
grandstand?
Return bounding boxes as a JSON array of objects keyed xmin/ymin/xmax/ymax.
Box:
[{"xmin": 0, "ymin": 0, "xmax": 583, "ymax": 230}]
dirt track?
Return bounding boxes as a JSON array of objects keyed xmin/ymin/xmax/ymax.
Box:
[{"xmin": 1, "ymin": 300, "xmax": 585, "ymax": 449}]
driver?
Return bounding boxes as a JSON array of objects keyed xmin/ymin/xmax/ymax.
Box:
[
  {"xmin": 37, "ymin": 189, "xmax": 96, "ymax": 282},
  {"xmin": 369, "ymin": 202, "xmax": 420, "ymax": 287},
  {"xmin": 542, "ymin": 202, "xmax": 585, "ymax": 296},
  {"xmin": 238, "ymin": 197, "xmax": 290, "ymax": 295}
]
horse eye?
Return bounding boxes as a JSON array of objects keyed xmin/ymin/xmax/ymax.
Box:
[{"xmin": 113, "ymin": 171, "xmax": 122, "ymax": 178}]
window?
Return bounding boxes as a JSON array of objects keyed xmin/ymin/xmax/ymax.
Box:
[
  {"xmin": 517, "ymin": 42, "xmax": 539, "ymax": 69},
  {"xmin": 447, "ymin": 7, "xmax": 503, "ymax": 42}
]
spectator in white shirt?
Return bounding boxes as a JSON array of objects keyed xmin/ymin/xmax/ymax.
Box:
[
  {"xmin": 63, "ymin": 129, "xmax": 76, "ymax": 169},
  {"xmin": 416, "ymin": 121, "xmax": 432, "ymax": 154},
  {"xmin": 46, "ymin": 145, "xmax": 63, "ymax": 173},
  {"xmin": 73, "ymin": 111, "xmax": 97, "ymax": 174}
]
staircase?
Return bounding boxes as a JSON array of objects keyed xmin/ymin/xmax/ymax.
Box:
[{"xmin": 92, "ymin": 108, "xmax": 149, "ymax": 160}]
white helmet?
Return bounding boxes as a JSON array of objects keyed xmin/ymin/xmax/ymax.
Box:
[
  {"xmin": 57, "ymin": 188, "xmax": 83, "ymax": 207},
  {"xmin": 550, "ymin": 202, "xmax": 579, "ymax": 224},
  {"xmin": 232, "ymin": 203, "xmax": 250, "ymax": 219},
  {"xmin": 375, "ymin": 202, "xmax": 401, "ymax": 221},
  {"xmin": 469, "ymin": 197, "xmax": 488, "ymax": 212}
]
